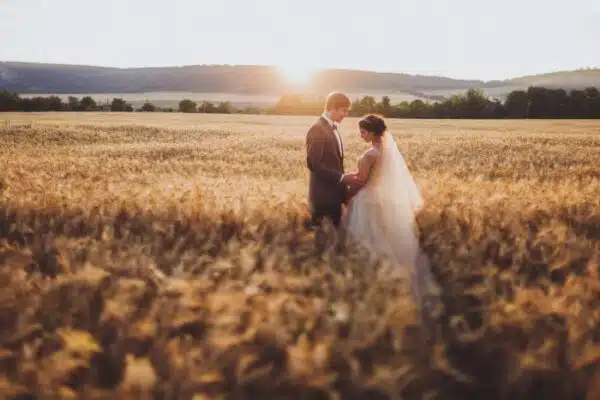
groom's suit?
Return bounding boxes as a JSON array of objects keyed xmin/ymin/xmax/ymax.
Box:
[{"xmin": 306, "ymin": 114, "xmax": 347, "ymax": 227}]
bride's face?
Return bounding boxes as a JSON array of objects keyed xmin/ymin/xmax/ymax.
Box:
[{"xmin": 360, "ymin": 128, "xmax": 375, "ymax": 143}]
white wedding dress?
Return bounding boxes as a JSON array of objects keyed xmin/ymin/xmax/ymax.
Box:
[{"xmin": 343, "ymin": 131, "xmax": 440, "ymax": 309}]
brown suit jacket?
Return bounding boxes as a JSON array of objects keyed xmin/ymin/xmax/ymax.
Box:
[{"xmin": 306, "ymin": 116, "xmax": 347, "ymax": 208}]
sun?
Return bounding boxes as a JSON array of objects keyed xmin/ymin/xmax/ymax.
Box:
[{"xmin": 277, "ymin": 63, "xmax": 317, "ymax": 86}]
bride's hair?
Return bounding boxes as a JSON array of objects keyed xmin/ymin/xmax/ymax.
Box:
[{"xmin": 359, "ymin": 114, "xmax": 387, "ymax": 136}]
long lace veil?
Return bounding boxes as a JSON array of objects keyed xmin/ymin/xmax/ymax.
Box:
[
  {"xmin": 371, "ymin": 131, "xmax": 441, "ymax": 320},
  {"xmin": 374, "ymin": 131, "xmax": 423, "ymax": 212}
]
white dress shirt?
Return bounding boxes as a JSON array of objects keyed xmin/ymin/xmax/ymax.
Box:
[
  {"xmin": 321, "ymin": 112, "xmax": 343, "ymax": 157},
  {"xmin": 322, "ymin": 112, "xmax": 344, "ymax": 183}
]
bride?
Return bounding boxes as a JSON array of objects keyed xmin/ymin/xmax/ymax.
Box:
[{"xmin": 342, "ymin": 115, "xmax": 440, "ymax": 310}]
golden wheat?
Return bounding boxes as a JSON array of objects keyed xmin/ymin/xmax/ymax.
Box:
[{"xmin": 0, "ymin": 113, "xmax": 599, "ymax": 399}]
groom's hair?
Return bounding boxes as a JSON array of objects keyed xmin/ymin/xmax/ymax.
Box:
[{"xmin": 325, "ymin": 92, "xmax": 351, "ymax": 111}]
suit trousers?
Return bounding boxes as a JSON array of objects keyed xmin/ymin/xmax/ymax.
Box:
[{"xmin": 310, "ymin": 202, "xmax": 342, "ymax": 228}]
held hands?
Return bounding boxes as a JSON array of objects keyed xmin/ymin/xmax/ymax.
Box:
[
  {"xmin": 341, "ymin": 174, "xmax": 361, "ymax": 186},
  {"xmin": 341, "ymin": 174, "xmax": 363, "ymax": 205}
]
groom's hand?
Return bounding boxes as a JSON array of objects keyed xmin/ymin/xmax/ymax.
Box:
[
  {"xmin": 342, "ymin": 175, "xmax": 363, "ymax": 187},
  {"xmin": 341, "ymin": 174, "xmax": 356, "ymax": 185}
]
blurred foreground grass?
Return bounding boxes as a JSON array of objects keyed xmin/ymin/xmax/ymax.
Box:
[{"xmin": 1, "ymin": 113, "xmax": 599, "ymax": 399}]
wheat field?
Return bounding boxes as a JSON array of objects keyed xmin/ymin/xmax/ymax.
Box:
[{"xmin": 1, "ymin": 112, "xmax": 600, "ymax": 399}]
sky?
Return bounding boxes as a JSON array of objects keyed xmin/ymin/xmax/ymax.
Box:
[{"xmin": 1, "ymin": 0, "xmax": 599, "ymax": 81}]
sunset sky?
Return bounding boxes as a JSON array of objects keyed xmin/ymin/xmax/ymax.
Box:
[{"xmin": 1, "ymin": 0, "xmax": 599, "ymax": 81}]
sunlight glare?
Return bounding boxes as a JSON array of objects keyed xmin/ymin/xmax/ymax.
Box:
[{"xmin": 278, "ymin": 63, "xmax": 317, "ymax": 86}]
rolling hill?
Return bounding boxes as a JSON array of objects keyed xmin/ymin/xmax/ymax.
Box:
[
  {"xmin": 1, "ymin": 62, "xmax": 599, "ymax": 103},
  {"xmin": 508, "ymin": 68, "xmax": 600, "ymax": 89}
]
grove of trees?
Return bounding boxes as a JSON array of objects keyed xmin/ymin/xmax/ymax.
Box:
[
  {"xmin": 272, "ymin": 88, "xmax": 600, "ymax": 119},
  {"xmin": 1, "ymin": 87, "xmax": 599, "ymax": 118}
]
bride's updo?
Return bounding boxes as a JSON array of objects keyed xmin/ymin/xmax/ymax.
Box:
[{"xmin": 358, "ymin": 114, "xmax": 387, "ymax": 136}]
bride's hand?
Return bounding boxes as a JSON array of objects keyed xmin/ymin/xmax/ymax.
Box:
[
  {"xmin": 343, "ymin": 174, "xmax": 363, "ymax": 187},
  {"xmin": 341, "ymin": 174, "xmax": 357, "ymax": 185},
  {"xmin": 344, "ymin": 183, "xmax": 360, "ymax": 203}
]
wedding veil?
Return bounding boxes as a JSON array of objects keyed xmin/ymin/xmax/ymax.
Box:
[
  {"xmin": 375, "ymin": 131, "xmax": 423, "ymax": 213},
  {"xmin": 364, "ymin": 130, "xmax": 423, "ymax": 269},
  {"xmin": 360, "ymin": 131, "xmax": 440, "ymax": 312}
]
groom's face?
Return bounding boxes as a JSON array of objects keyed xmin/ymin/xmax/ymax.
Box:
[{"xmin": 329, "ymin": 106, "xmax": 350, "ymax": 123}]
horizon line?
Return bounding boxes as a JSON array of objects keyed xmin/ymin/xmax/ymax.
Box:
[{"xmin": 2, "ymin": 59, "xmax": 599, "ymax": 83}]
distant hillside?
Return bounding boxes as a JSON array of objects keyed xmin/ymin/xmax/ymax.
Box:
[
  {"xmin": 0, "ymin": 62, "xmax": 490, "ymax": 97},
  {"xmin": 0, "ymin": 62, "xmax": 288, "ymax": 95},
  {"xmin": 507, "ymin": 68, "xmax": 600, "ymax": 89},
  {"xmin": 1, "ymin": 62, "xmax": 599, "ymax": 101},
  {"xmin": 308, "ymin": 68, "xmax": 491, "ymax": 92}
]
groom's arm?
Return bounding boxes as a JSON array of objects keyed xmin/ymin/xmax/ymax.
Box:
[{"xmin": 306, "ymin": 126, "xmax": 343, "ymax": 184}]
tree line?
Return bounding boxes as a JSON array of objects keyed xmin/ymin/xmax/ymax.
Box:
[
  {"xmin": 272, "ymin": 87, "xmax": 600, "ymax": 119},
  {"xmin": 1, "ymin": 86, "xmax": 599, "ymax": 118},
  {"xmin": 0, "ymin": 92, "xmax": 240, "ymax": 114}
]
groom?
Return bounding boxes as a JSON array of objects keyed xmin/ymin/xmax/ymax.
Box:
[{"xmin": 306, "ymin": 92, "xmax": 356, "ymax": 230}]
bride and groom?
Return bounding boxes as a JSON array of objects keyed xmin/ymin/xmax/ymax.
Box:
[{"xmin": 306, "ymin": 92, "xmax": 440, "ymax": 308}]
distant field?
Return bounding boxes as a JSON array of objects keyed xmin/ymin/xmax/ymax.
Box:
[
  {"xmin": 19, "ymin": 90, "xmax": 440, "ymax": 109},
  {"xmin": 1, "ymin": 113, "xmax": 600, "ymax": 399},
  {"xmin": 423, "ymin": 86, "xmax": 518, "ymax": 100},
  {"xmin": 19, "ymin": 92, "xmax": 283, "ymax": 109}
]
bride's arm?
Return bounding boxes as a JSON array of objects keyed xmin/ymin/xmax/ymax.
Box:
[{"xmin": 347, "ymin": 151, "xmax": 377, "ymax": 189}]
